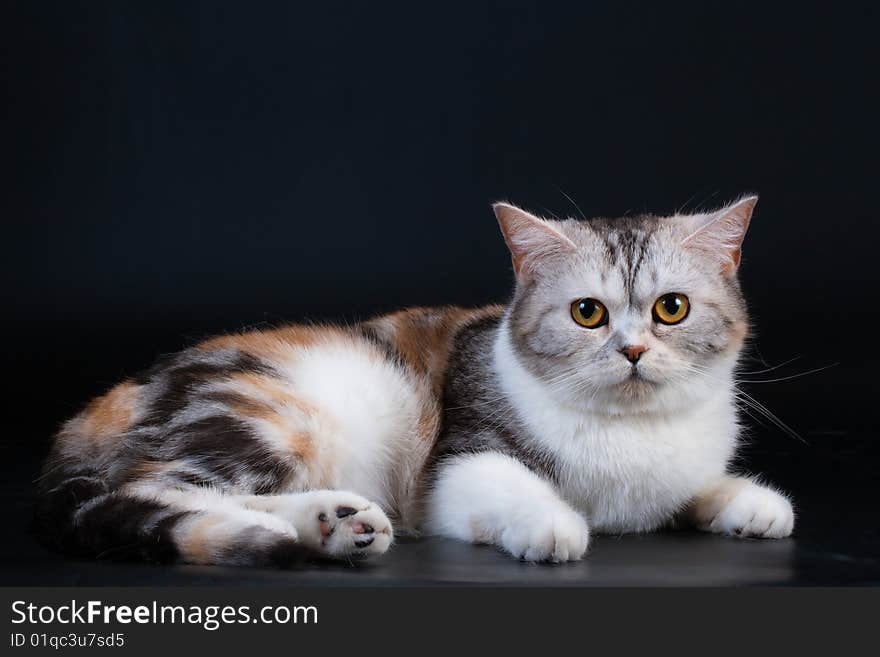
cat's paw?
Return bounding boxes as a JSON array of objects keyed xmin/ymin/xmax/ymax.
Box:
[
  {"xmin": 270, "ymin": 491, "xmax": 393, "ymax": 558},
  {"xmin": 698, "ymin": 481, "xmax": 794, "ymax": 538},
  {"xmin": 498, "ymin": 508, "xmax": 589, "ymax": 562}
]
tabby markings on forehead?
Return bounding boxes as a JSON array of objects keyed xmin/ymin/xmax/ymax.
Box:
[{"xmin": 582, "ymin": 224, "xmax": 655, "ymax": 306}]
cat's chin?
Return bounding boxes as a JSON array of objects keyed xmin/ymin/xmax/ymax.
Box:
[
  {"xmin": 578, "ymin": 376, "xmax": 716, "ymax": 416},
  {"xmin": 616, "ymin": 375, "xmax": 656, "ymax": 393},
  {"xmin": 603, "ymin": 368, "xmax": 662, "ymax": 396},
  {"xmin": 607, "ymin": 377, "xmax": 666, "ymax": 411}
]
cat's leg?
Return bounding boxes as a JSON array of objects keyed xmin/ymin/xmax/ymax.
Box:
[
  {"xmin": 114, "ymin": 483, "xmax": 308, "ymax": 566},
  {"xmin": 424, "ymin": 452, "xmax": 589, "ymax": 562},
  {"xmin": 236, "ymin": 490, "xmax": 393, "ymax": 558},
  {"xmin": 128, "ymin": 484, "xmax": 392, "ymax": 562},
  {"xmin": 688, "ymin": 475, "xmax": 794, "ymax": 538}
]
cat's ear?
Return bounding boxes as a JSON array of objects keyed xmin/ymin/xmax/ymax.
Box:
[
  {"xmin": 493, "ymin": 202, "xmax": 577, "ymax": 280},
  {"xmin": 681, "ymin": 195, "xmax": 758, "ymax": 275}
]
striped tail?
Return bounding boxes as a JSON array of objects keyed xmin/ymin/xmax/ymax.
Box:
[{"xmin": 33, "ymin": 471, "xmax": 309, "ymax": 567}]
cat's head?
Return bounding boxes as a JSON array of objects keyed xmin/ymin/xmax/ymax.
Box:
[{"xmin": 495, "ymin": 197, "xmax": 756, "ymax": 414}]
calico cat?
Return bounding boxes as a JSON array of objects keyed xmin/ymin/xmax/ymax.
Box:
[{"xmin": 35, "ymin": 196, "xmax": 794, "ymax": 566}]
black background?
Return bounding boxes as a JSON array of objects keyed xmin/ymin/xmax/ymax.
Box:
[{"xmin": 2, "ymin": 1, "xmax": 878, "ymax": 584}]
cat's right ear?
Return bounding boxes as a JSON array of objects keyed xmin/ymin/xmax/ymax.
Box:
[
  {"xmin": 493, "ymin": 202, "xmax": 576, "ymax": 281},
  {"xmin": 681, "ymin": 195, "xmax": 758, "ymax": 276}
]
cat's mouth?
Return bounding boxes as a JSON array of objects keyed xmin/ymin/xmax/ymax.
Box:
[
  {"xmin": 615, "ymin": 366, "xmax": 658, "ymax": 389},
  {"xmin": 626, "ymin": 366, "xmax": 648, "ymax": 381}
]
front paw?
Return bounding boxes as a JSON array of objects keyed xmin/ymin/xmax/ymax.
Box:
[
  {"xmin": 498, "ymin": 509, "xmax": 589, "ymax": 562},
  {"xmin": 697, "ymin": 481, "xmax": 794, "ymax": 538}
]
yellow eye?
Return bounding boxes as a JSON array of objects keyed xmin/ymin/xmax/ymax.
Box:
[
  {"xmin": 653, "ymin": 293, "xmax": 690, "ymax": 325},
  {"xmin": 571, "ymin": 298, "xmax": 608, "ymax": 328}
]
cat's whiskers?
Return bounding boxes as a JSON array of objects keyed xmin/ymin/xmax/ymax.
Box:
[
  {"xmin": 544, "ymin": 367, "xmax": 604, "ymax": 406},
  {"xmin": 736, "ymin": 362, "xmax": 838, "ymax": 384},
  {"xmin": 555, "ymin": 186, "xmax": 587, "ymax": 220},
  {"xmin": 735, "ymin": 355, "xmax": 802, "ymax": 376},
  {"xmin": 664, "ymin": 358, "xmax": 808, "ymax": 444}
]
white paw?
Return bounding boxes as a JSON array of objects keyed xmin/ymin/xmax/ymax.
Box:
[
  {"xmin": 704, "ymin": 483, "xmax": 794, "ymax": 538},
  {"xmin": 266, "ymin": 491, "xmax": 393, "ymax": 558},
  {"xmin": 498, "ymin": 508, "xmax": 589, "ymax": 562}
]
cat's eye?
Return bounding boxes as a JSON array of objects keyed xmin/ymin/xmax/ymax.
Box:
[
  {"xmin": 653, "ymin": 293, "xmax": 690, "ymax": 325},
  {"xmin": 571, "ymin": 298, "xmax": 608, "ymax": 329}
]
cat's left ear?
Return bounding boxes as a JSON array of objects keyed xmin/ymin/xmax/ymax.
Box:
[
  {"xmin": 494, "ymin": 202, "xmax": 577, "ymax": 281},
  {"xmin": 681, "ymin": 195, "xmax": 758, "ymax": 275}
]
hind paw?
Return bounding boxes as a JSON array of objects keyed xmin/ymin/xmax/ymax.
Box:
[{"xmin": 266, "ymin": 491, "xmax": 393, "ymax": 558}]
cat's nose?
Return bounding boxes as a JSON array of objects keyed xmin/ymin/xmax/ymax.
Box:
[{"xmin": 620, "ymin": 345, "xmax": 648, "ymax": 363}]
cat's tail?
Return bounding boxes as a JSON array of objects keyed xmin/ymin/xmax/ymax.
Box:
[{"xmin": 32, "ymin": 469, "xmax": 308, "ymax": 567}]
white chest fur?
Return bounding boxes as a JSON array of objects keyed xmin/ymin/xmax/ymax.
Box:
[{"xmin": 492, "ymin": 324, "xmax": 738, "ymax": 533}]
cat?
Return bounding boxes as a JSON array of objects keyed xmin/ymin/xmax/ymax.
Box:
[{"xmin": 34, "ymin": 196, "xmax": 794, "ymax": 566}]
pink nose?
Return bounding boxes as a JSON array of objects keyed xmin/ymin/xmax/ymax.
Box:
[{"xmin": 620, "ymin": 345, "xmax": 648, "ymax": 363}]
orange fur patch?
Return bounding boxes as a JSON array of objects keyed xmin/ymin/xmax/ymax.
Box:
[
  {"xmin": 126, "ymin": 460, "xmax": 169, "ymax": 481},
  {"xmin": 80, "ymin": 380, "xmax": 140, "ymax": 441},
  {"xmin": 197, "ymin": 324, "xmax": 346, "ymax": 362},
  {"xmin": 372, "ymin": 305, "xmax": 504, "ymax": 397},
  {"xmin": 178, "ymin": 514, "xmax": 221, "ymax": 564},
  {"xmin": 125, "ymin": 459, "xmax": 193, "ymax": 484},
  {"xmin": 287, "ymin": 430, "xmax": 315, "ymax": 463},
  {"xmin": 224, "ymin": 372, "xmax": 319, "ymax": 463}
]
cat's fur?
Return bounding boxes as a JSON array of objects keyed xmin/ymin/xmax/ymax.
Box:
[{"xmin": 35, "ymin": 196, "xmax": 794, "ymax": 566}]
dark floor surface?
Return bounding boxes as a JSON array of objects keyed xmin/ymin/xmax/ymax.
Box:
[
  {"xmin": 3, "ymin": 531, "xmax": 878, "ymax": 587},
  {"xmin": 2, "ymin": 427, "xmax": 877, "ymax": 586}
]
